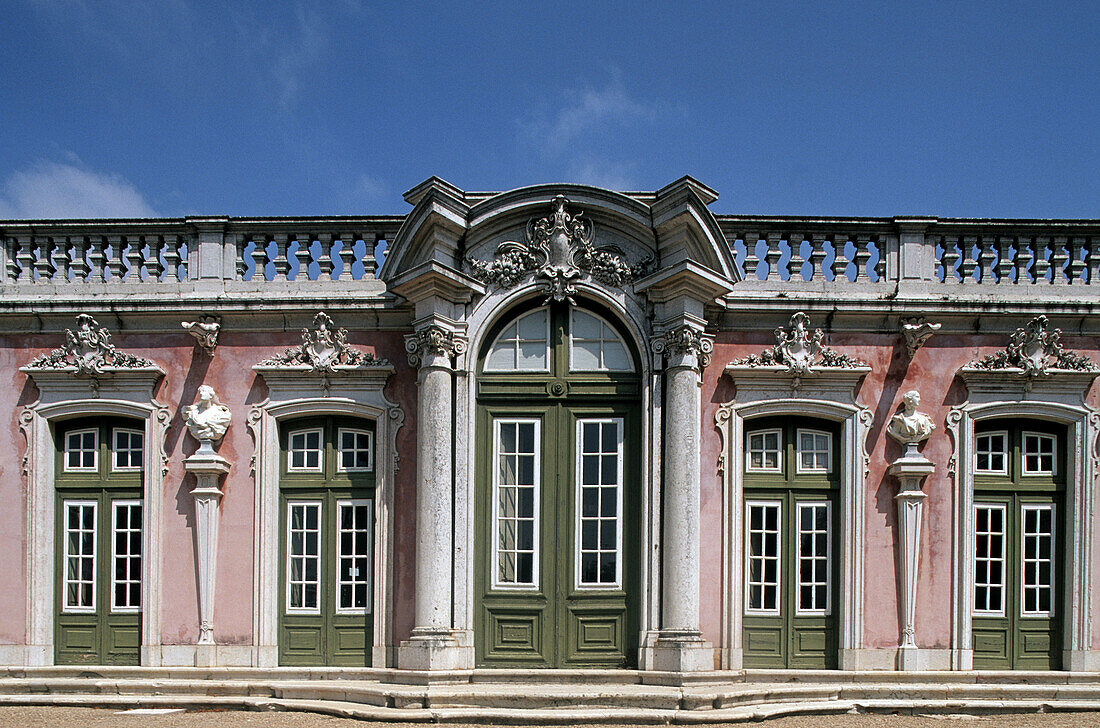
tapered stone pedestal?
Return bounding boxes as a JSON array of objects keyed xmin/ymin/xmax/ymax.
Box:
[
  {"xmin": 888, "ymin": 444, "xmax": 934, "ymax": 671},
  {"xmin": 184, "ymin": 441, "xmax": 230, "ymax": 667}
]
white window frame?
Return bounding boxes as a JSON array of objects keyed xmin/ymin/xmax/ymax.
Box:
[
  {"xmin": 574, "ymin": 417, "xmax": 624, "ymax": 590},
  {"xmin": 794, "ymin": 500, "xmax": 833, "ymax": 616},
  {"xmin": 744, "ymin": 499, "xmax": 782, "ymax": 616},
  {"xmin": 111, "ymin": 427, "xmax": 144, "ymax": 472},
  {"xmin": 62, "ymin": 499, "xmax": 97, "ymax": 613},
  {"xmin": 795, "ymin": 428, "xmax": 833, "ymax": 475},
  {"xmin": 1022, "ymin": 432, "xmax": 1057, "ymax": 476},
  {"xmin": 490, "ymin": 417, "xmax": 541, "ymax": 591},
  {"xmin": 568, "ymin": 309, "xmax": 634, "ymax": 373},
  {"xmin": 975, "ymin": 430, "xmax": 1009, "ymax": 475},
  {"xmin": 287, "ymin": 428, "xmax": 324, "ymax": 473},
  {"xmin": 63, "ymin": 428, "xmax": 99, "ymax": 473},
  {"xmin": 483, "ymin": 308, "xmax": 551, "ymax": 373},
  {"xmin": 972, "ymin": 502, "xmax": 1007, "ymax": 617},
  {"xmin": 336, "ymin": 428, "xmax": 374, "ymax": 473},
  {"xmin": 110, "ymin": 499, "xmax": 142, "ymax": 613},
  {"xmin": 334, "ymin": 498, "xmax": 374, "ymax": 615},
  {"xmin": 1020, "ymin": 502, "xmax": 1056, "ymax": 617},
  {"xmin": 285, "ymin": 500, "xmax": 323, "ymax": 614},
  {"xmin": 746, "ymin": 428, "xmax": 783, "ymax": 473}
]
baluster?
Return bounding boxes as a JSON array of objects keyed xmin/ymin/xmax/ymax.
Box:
[
  {"xmin": 87, "ymin": 236, "xmax": 108, "ymax": 282},
  {"xmin": 1032, "ymin": 237, "xmax": 1050, "ymax": 283},
  {"xmin": 15, "ymin": 235, "xmax": 33, "ymax": 282},
  {"xmin": 337, "ymin": 233, "xmax": 355, "ymax": 281},
  {"xmin": 5, "ymin": 237, "xmax": 19, "ymax": 281},
  {"xmin": 272, "ymin": 234, "xmax": 291, "ymax": 281},
  {"xmin": 874, "ymin": 236, "xmax": 887, "ymax": 280},
  {"xmin": 144, "ymin": 235, "xmax": 163, "ymax": 282},
  {"xmin": 1088, "ymin": 238, "xmax": 1100, "ymax": 285},
  {"xmin": 786, "ymin": 233, "xmax": 805, "ymax": 280},
  {"xmin": 742, "ymin": 233, "xmax": 760, "ymax": 280},
  {"xmin": 317, "ymin": 233, "xmax": 335, "ymax": 280},
  {"xmin": 125, "ymin": 235, "xmax": 145, "ymax": 282},
  {"xmin": 106, "ymin": 235, "xmax": 126, "ymax": 281},
  {"xmin": 831, "ymin": 234, "xmax": 850, "ymax": 281},
  {"xmin": 940, "ymin": 236, "xmax": 960, "ymax": 282},
  {"xmin": 853, "ymin": 234, "xmax": 872, "ymax": 281},
  {"xmin": 251, "ymin": 235, "xmax": 270, "ymax": 281},
  {"xmin": 1068, "ymin": 237, "xmax": 1086, "ymax": 284},
  {"xmin": 33, "ymin": 237, "xmax": 54, "ymax": 282},
  {"xmin": 69, "ymin": 235, "xmax": 89, "ymax": 282},
  {"xmin": 1050, "ymin": 236, "xmax": 1069, "ymax": 284},
  {"xmin": 808, "ymin": 233, "xmax": 827, "ymax": 281},
  {"xmin": 50, "ymin": 236, "xmax": 70, "ymax": 282},
  {"xmin": 995, "ymin": 236, "xmax": 1014, "ymax": 283},
  {"xmin": 162, "ymin": 234, "xmax": 182, "ymax": 283},
  {"xmin": 234, "ymin": 235, "xmax": 249, "ymax": 281},
  {"xmin": 764, "ymin": 232, "xmax": 782, "ymax": 281},
  {"xmin": 1015, "ymin": 237, "xmax": 1033, "ymax": 284},
  {"xmin": 976, "ymin": 236, "xmax": 996, "ymax": 283},
  {"xmin": 363, "ymin": 235, "xmax": 380, "ymax": 279},
  {"xmin": 294, "ymin": 233, "xmax": 313, "ymax": 280},
  {"xmin": 956, "ymin": 236, "xmax": 976, "ymax": 283}
]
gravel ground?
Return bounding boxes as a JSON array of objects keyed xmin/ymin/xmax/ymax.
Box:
[{"xmin": 1, "ymin": 707, "xmax": 1099, "ymax": 728}]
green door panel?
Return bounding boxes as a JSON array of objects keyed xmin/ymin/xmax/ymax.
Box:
[{"xmin": 484, "ymin": 607, "xmax": 547, "ymax": 664}]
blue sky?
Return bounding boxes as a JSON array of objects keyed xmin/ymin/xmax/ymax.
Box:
[{"xmin": 1, "ymin": 1, "xmax": 1097, "ymax": 218}]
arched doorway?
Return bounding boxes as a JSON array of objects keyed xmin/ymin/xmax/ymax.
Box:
[{"xmin": 474, "ymin": 301, "xmax": 641, "ymax": 667}]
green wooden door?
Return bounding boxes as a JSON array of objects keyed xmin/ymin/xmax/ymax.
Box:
[
  {"xmin": 742, "ymin": 419, "xmax": 839, "ymax": 668},
  {"xmin": 278, "ymin": 417, "xmax": 375, "ymax": 666},
  {"xmin": 972, "ymin": 423, "xmax": 1064, "ymax": 670},
  {"xmin": 55, "ymin": 419, "xmax": 143, "ymax": 666},
  {"xmin": 475, "ymin": 303, "xmax": 640, "ymax": 668}
]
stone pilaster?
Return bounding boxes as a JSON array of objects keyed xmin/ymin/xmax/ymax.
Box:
[
  {"xmin": 649, "ymin": 324, "xmax": 715, "ymax": 671},
  {"xmin": 397, "ymin": 324, "xmax": 473, "ymax": 670}
]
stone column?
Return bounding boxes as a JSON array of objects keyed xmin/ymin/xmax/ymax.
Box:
[
  {"xmin": 650, "ymin": 325, "xmax": 715, "ymax": 671},
  {"xmin": 398, "ymin": 324, "xmax": 473, "ymax": 669},
  {"xmin": 886, "ymin": 390, "xmax": 936, "ymax": 670}
]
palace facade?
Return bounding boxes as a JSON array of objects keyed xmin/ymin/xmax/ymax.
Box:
[{"xmin": 2, "ymin": 176, "xmax": 1099, "ymax": 678}]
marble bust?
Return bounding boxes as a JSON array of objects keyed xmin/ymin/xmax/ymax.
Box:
[
  {"xmin": 887, "ymin": 390, "xmax": 935, "ymax": 446},
  {"xmin": 184, "ymin": 385, "xmax": 232, "ymax": 444}
]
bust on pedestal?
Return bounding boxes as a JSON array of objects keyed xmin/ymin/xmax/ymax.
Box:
[
  {"xmin": 183, "ymin": 385, "xmax": 232, "ymax": 666},
  {"xmin": 886, "ymin": 390, "xmax": 936, "ymax": 670}
]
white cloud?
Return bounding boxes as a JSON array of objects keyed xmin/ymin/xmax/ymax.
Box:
[
  {"xmin": 524, "ymin": 77, "xmax": 663, "ymax": 153},
  {"xmin": 568, "ymin": 159, "xmax": 641, "ymax": 191},
  {"xmin": 0, "ymin": 162, "xmax": 158, "ymax": 219}
]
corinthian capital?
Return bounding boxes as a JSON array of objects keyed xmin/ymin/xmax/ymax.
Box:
[
  {"xmin": 651, "ymin": 325, "xmax": 713, "ymax": 370},
  {"xmin": 405, "ymin": 325, "xmax": 467, "ymax": 368}
]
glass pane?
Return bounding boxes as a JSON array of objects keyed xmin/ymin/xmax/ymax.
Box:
[
  {"xmin": 572, "ymin": 339, "xmax": 601, "ymax": 370},
  {"xmin": 602, "ymin": 342, "xmax": 630, "ymax": 370},
  {"xmin": 517, "ymin": 310, "xmax": 546, "ymax": 339}
]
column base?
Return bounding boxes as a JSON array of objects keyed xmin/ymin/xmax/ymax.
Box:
[
  {"xmin": 398, "ymin": 629, "xmax": 474, "ymax": 670},
  {"xmin": 648, "ymin": 631, "xmax": 715, "ymax": 672},
  {"xmin": 194, "ymin": 644, "xmax": 217, "ymax": 667}
]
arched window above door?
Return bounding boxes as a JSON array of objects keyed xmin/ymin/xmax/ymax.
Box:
[
  {"xmin": 569, "ymin": 310, "xmax": 633, "ymax": 372},
  {"xmin": 484, "ymin": 308, "xmax": 550, "ymax": 372}
]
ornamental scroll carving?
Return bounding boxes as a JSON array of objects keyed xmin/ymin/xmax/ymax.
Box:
[
  {"xmin": 969, "ymin": 315, "xmax": 1097, "ymax": 376},
  {"xmin": 28, "ymin": 313, "xmax": 153, "ymax": 375},
  {"xmin": 405, "ymin": 325, "xmax": 467, "ymax": 368},
  {"xmin": 258, "ymin": 312, "xmax": 388, "ymax": 373},
  {"xmin": 732, "ymin": 311, "xmax": 865, "ymax": 375},
  {"xmin": 651, "ymin": 326, "xmax": 713, "ymax": 369},
  {"xmin": 466, "ymin": 195, "xmax": 650, "ymax": 303}
]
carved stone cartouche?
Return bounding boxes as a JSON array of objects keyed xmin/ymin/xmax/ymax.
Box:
[
  {"xmin": 183, "ymin": 316, "xmax": 221, "ymax": 356},
  {"xmin": 466, "ymin": 195, "xmax": 649, "ymax": 303},
  {"xmin": 901, "ymin": 318, "xmax": 941, "ymax": 359},
  {"xmin": 970, "ymin": 315, "xmax": 1097, "ymax": 376},
  {"xmin": 28, "ymin": 313, "xmax": 153, "ymax": 375},
  {"xmin": 259, "ymin": 312, "xmax": 388, "ymax": 373},
  {"xmin": 732, "ymin": 311, "xmax": 864, "ymax": 374}
]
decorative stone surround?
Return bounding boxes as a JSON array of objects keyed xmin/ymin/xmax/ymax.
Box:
[{"xmin": 466, "ymin": 195, "xmax": 649, "ymax": 303}]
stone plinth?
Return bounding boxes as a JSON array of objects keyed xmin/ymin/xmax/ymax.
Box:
[
  {"xmin": 888, "ymin": 444, "xmax": 935, "ymax": 670},
  {"xmin": 184, "ymin": 442, "xmax": 231, "ymax": 667}
]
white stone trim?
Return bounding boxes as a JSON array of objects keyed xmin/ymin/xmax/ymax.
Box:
[
  {"xmin": 16, "ymin": 373, "xmax": 169, "ymax": 667},
  {"xmin": 716, "ymin": 367, "xmax": 872, "ymax": 670},
  {"xmin": 946, "ymin": 393, "xmax": 1097, "ymax": 671},
  {"xmin": 248, "ymin": 367, "xmax": 403, "ymax": 668}
]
